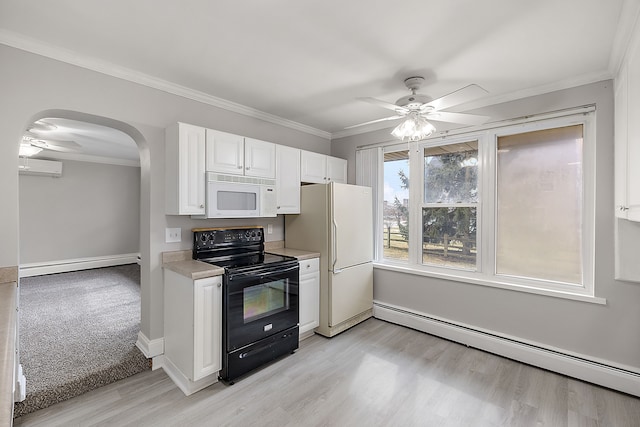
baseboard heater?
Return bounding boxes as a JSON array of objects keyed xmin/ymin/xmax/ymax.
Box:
[
  {"xmin": 19, "ymin": 253, "xmax": 140, "ymax": 277},
  {"xmin": 373, "ymin": 302, "xmax": 640, "ymax": 397}
]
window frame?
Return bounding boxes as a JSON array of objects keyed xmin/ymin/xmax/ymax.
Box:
[{"xmin": 373, "ymin": 108, "xmax": 602, "ymax": 304}]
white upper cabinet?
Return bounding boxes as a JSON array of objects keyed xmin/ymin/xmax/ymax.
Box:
[
  {"xmin": 206, "ymin": 130, "xmax": 275, "ymax": 179},
  {"xmin": 300, "ymin": 150, "xmax": 327, "ymax": 184},
  {"xmin": 205, "ymin": 129, "xmax": 244, "ymax": 175},
  {"xmin": 327, "ymin": 156, "xmax": 348, "ymax": 184},
  {"xmin": 276, "ymin": 145, "xmax": 301, "ymax": 214},
  {"xmin": 244, "ymin": 137, "xmax": 276, "ymax": 179},
  {"xmin": 615, "ymin": 22, "xmax": 640, "ymax": 222},
  {"xmin": 165, "ymin": 122, "xmax": 206, "ymax": 215},
  {"xmin": 300, "ymin": 150, "xmax": 347, "ymax": 184}
]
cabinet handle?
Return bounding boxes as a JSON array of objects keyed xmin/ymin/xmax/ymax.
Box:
[
  {"xmin": 618, "ymin": 206, "xmax": 630, "ymax": 211},
  {"xmin": 237, "ymin": 165, "xmax": 243, "ymax": 169},
  {"xmin": 199, "ymin": 204, "xmax": 204, "ymax": 208},
  {"xmin": 217, "ymin": 282, "xmax": 221, "ymax": 288},
  {"xmin": 246, "ymin": 167, "xmax": 251, "ymax": 170}
]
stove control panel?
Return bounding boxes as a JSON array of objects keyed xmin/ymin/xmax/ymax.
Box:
[{"xmin": 193, "ymin": 227, "xmax": 264, "ymax": 251}]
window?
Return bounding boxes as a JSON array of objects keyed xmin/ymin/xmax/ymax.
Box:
[
  {"xmin": 496, "ymin": 125, "xmax": 584, "ymax": 285},
  {"xmin": 382, "ymin": 149, "xmax": 410, "ymax": 262},
  {"xmin": 423, "ymin": 141, "xmax": 478, "ymax": 270},
  {"xmin": 371, "ymin": 110, "xmax": 595, "ymax": 299}
]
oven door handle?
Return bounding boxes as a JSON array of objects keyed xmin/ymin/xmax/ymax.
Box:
[{"xmin": 227, "ymin": 263, "xmax": 299, "ymax": 281}]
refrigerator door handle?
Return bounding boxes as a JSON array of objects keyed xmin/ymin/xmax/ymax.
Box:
[{"xmin": 332, "ymin": 216, "xmax": 338, "ymax": 271}]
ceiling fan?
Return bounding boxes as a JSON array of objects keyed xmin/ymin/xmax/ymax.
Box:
[
  {"xmin": 347, "ymin": 76, "xmax": 490, "ymax": 140},
  {"xmin": 20, "ymin": 120, "xmax": 82, "ymax": 156}
]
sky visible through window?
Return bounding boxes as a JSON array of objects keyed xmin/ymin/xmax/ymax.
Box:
[{"xmin": 384, "ymin": 160, "xmax": 408, "ymax": 203}]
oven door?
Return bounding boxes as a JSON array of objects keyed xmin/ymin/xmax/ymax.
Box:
[{"xmin": 224, "ymin": 262, "xmax": 299, "ymax": 351}]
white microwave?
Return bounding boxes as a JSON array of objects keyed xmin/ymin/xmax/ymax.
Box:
[{"xmin": 205, "ymin": 172, "xmax": 277, "ymax": 218}]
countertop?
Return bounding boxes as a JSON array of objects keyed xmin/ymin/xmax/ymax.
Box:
[
  {"xmin": 163, "ymin": 259, "xmax": 224, "ymax": 280},
  {"xmin": 162, "ymin": 250, "xmax": 224, "ymax": 280},
  {"xmin": 266, "ymin": 247, "xmax": 320, "ymax": 261}
]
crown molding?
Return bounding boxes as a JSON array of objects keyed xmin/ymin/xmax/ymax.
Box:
[
  {"xmin": 331, "ymin": 71, "xmax": 613, "ymax": 140},
  {"xmin": 608, "ymin": 0, "xmax": 640, "ymax": 76},
  {"xmin": 0, "ymin": 30, "xmax": 331, "ymax": 140}
]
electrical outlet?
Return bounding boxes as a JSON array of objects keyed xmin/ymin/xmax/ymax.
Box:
[
  {"xmin": 165, "ymin": 227, "xmax": 181, "ymax": 243},
  {"xmin": 267, "ymin": 224, "xmax": 273, "ymax": 234}
]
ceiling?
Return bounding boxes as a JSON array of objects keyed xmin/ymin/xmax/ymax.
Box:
[
  {"xmin": 23, "ymin": 118, "xmax": 139, "ymax": 164},
  {"xmin": 0, "ymin": 0, "xmax": 634, "ymax": 157}
]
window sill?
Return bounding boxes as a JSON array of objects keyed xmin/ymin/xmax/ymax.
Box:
[{"xmin": 373, "ymin": 261, "xmax": 607, "ymax": 305}]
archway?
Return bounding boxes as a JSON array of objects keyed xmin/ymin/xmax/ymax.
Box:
[{"xmin": 15, "ymin": 109, "xmax": 151, "ymax": 414}]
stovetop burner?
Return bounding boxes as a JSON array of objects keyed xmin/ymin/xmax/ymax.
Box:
[{"xmin": 192, "ymin": 227, "xmax": 296, "ymax": 270}]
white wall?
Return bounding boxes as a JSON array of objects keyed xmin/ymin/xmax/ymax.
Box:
[
  {"xmin": 0, "ymin": 44, "xmax": 331, "ymax": 343},
  {"xmin": 332, "ymin": 80, "xmax": 640, "ymax": 372},
  {"xmin": 19, "ymin": 160, "xmax": 141, "ymax": 264}
]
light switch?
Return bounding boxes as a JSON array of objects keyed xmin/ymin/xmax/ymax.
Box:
[{"xmin": 166, "ymin": 227, "xmax": 181, "ymax": 243}]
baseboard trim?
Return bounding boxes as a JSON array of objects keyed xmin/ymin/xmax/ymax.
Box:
[
  {"xmin": 373, "ymin": 302, "xmax": 640, "ymax": 397},
  {"xmin": 19, "ymin": 253, "xmax": 140, "ymax": 277},
  {"xmin": 136, "ymin": 331, "xmax": 164, "ymax": 359},
  {"xmin": 162, "ymin": 356, "xmax": 219, "ymax": 396}
]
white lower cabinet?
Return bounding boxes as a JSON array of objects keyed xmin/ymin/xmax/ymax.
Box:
[
  {"xmin": 298, "ymin": 258, "xmax": 320, "ymax": 338},
  {"xmin": 163, "ymin": 270, "xmax": 222, "ymax": 395}
]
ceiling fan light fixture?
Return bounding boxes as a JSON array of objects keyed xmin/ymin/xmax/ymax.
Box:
[
  {"xmin": 391, "ymin": 114, "xmax": 436, "ymax": 142},
  {"xmin": 19, "ymin": 143, "xmax": 43, "ymax": 157}
]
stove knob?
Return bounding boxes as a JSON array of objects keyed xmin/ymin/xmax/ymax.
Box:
[
  {"xmin": 245, "ymin": 230, "xmax": 251, "ymax": 239},
  {"xmin": 200, "ymin": 234, "xmax": 207, "ymax": 242}
]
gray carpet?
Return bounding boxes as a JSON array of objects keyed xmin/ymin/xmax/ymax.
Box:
[{"xmin": 13, "ymin": 264, "xmax": 150, "ymax": 418}]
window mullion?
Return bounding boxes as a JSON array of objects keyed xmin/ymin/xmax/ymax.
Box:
[
  {"xmin": 408, "ymin": 141, "xmax": 422, "ymax": 266},
  {"xmin": 481, "ymin": 132, "xmax": 497, "ymax": 278}
]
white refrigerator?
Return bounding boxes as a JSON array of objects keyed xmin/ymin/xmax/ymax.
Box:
[{"xmin": 285, "ymin": 182, "xmax": 373, "ymax": 337}]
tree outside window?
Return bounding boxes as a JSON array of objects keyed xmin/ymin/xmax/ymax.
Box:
[{"xmin": 422, "ymin": 141, "xmax": 478, "ymax": 270}]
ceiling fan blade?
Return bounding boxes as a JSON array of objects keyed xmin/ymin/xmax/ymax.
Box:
[
  {"xmin": 357, "ymin": 97, "xmax": 409, "ymax": 114},
  {"xmin": 30, "ymin": 139, "xmax": 82, "ymax": 153},
  {"xmin": 344, "ymin": 115, "xmax": 405, "ymax": 129},
  {"xmin": 423, "ymin": 84, "xmax": 488, "ymax": 111},
  {"xmin": 424, "ymin": 111, "xmax": 490, "ymax": 126}
]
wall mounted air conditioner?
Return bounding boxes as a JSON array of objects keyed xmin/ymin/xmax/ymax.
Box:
[{"xmin": 18, "ymin": 158, "xmax": 63, "ymax": 177}]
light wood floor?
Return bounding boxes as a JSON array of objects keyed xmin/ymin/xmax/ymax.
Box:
[{"xmin": 14, "ymin": 319, "xmax": 640, "ymax": 427}]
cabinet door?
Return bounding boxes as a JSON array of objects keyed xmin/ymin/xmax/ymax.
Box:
[
  {"xmin": 166, "ymin": 122, "xmax": 205, "ymax": 215},
  {"xmin": 327, "ymin": 156, "xmax": 348, "ymax": 184},
  {"xmin": 205, "ymin": 129, "xmax": 244, "ymax": 175},
  {"xmin": 244, "ymin": 138, "xmax": 276, "ymax": 178},
  {"xmin": 615, "ymin": 61, "xmax": 629, "ymax": 219},
  {"xmin": 193, "ymin": 276, "xmax": 222, "ymax": 381},
  {"xmin": 301, "ymin": 150, "xmax": 327, "ymax": 183},
  {"xmin": 627, "ymin": 32, "xmax": 640, "ymax": 221},
  {"xmin": 298, "ymin": 258, "xmax": 320, "ymax": 335},
  {"xmin": 276, "ymin": 145, "xmax": 301, "ymax": 214}
]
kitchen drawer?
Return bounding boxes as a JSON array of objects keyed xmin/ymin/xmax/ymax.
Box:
[{"xmin": 300, "ymin": 258, "xmax": 319, "ymax": 275}]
